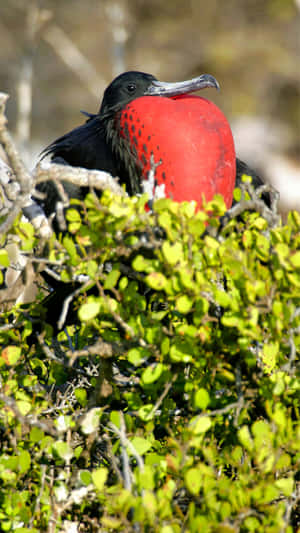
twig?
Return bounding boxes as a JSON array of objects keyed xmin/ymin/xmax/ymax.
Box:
[
  {"xmin": 283, "ymin": 308, "xmax": 300, "ymax": 374},
  {"xmin": 57, "ymin": 278, "xmax": 92, "ymax": 331},
  {"xmin": 148, "ymin": 373, "xmax": 177, "ymax": 419},
  {"xmin": 109, "ymin": 412, "xmax": 144, "ymax": 490},
  {"xmin": 0, "ymin": 94, "xmax": 32, "ymax": 192},
  {"xmin": 37, "ymin": 333, "xmax": 67, "ymax": 365},
  {"xmin": 234, "ymin": 363, "xmax": 244, "ymax": 427},
  {"xmin": 29, "ymin": 464, "xmax": 47, "ymax": 527},
  {"xmin": 102, "ymin": 432, "xmax": 123, "ymax": 484},
  {"xmin": 66, "ymin": 339, "xmax": 123, "ymax": 366},
  {"xmin": 221, "ymin": 182, "xmax": 280, "ymax": 229},
  {"xmin": 0, "ymin": 93, "xmax": 38, "ymax": 235},
  {"xmin": 34, "ymin": 160, "xmax": 126, "ymax": 197}
]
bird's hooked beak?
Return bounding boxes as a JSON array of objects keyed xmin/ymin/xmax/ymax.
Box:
[{"xmin": 145, "ymin": 73, "xmax": 220, "ymax": 97}]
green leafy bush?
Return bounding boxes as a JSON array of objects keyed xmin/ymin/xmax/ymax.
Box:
[{"xmin": 0, "ymin": 190, "xmax": 299, "ymax": 532}]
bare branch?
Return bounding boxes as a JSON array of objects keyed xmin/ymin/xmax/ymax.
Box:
[
  {"xmin": 147, "ymin": 373, "xmax": 178, "ymax": 419},
  {"xmin": 0, "ymin": 93, "xmax": 32, "ymax": 193},
  {"xmin": 0, "ymin": 93, "xmax": 38, "ymax": 235},
  {"xmin": 34, "ymin": 160, "xmax": 126, "ymax": 198},
  {"xmin": 67, "ymin": 339, "xmax": 124, "ymax": 366},
  {"xmin": 109, "ymin": 412, "xmax": 144, "ymax": 490},
  {"xmin": 221, "ymin": 182, "xmax": 280, "ymax": 228}
]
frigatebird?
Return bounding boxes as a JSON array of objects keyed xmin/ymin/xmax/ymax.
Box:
[
  {"xmin": 37, "ymin": 70, "xmax": 241, "ymax": 220},
  {"xmin": 33, "ymin": 71, "xmax": 268, "ymax": 333}
]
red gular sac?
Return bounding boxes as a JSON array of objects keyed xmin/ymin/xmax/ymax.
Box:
[{"xmin": 118, "ymin": 94, "xmax": 236, "ymax": 210}]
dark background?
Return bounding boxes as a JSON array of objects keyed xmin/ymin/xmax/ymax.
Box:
[{"xmin": 1, "ymin": 0, "xmax": 299, "ymax": 213}]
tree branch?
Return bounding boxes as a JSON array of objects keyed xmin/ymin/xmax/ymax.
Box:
[{"xmin": 34, "ymin": 160, "xmax": 126, "ymax": 197}]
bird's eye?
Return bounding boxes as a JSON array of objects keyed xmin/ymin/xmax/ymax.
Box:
[{"xmin": 127, "ymin": 83, "xmax": 136, "ymax": 93}]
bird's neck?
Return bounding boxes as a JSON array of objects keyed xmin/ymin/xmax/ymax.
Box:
[{"xmin": 104, "ymin": 112, "xmax": 143, "ymax": 196}]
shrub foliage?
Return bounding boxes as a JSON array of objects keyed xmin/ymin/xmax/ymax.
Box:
[{"xmin": 0, "ymin": 190, "xmax": 299, "ymax": 532}]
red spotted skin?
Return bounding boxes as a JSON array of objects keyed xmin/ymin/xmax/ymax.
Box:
[{"xmin": 118, "ymin": 94, "xmax": 236, "ymax": 209}]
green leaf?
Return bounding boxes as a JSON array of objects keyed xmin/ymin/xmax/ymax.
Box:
[
  {"xmin": 138, "ymin": 404, "xmax": 154, "ymax": 421},
  {"xmin": 262, "ymin": 341, "xmax": 279, "ymax": 373},
  {"xmin": 185, "ymin": 467, "xmax": 202, "ymax": 495},
  {"xmin": 18, "ymin": 450, "xmax": 31, "ymax": 473},
  {"xmin": 176, "ymin": 294, "xmax": 193, "ymax": 314},
  {"xmin": 170, "ymin": 338, "xmax": 193, "ymax": 363},
  {"xmin": 290, "ymin": 250, "xmax": 300, "ymax": 267},
  {"xmin": 214, "ymin": 289, "xmax": 232, "ymax": 308},
  {"xmin": 275, "ymin": 477, "xmax": 294, "ymax": 497},
  {"xmin": 142, "ymin": 363, "xmax": 164, "ymax": 385},
  {"xmin": 1, "ymin": 345, "xmax": 21, "ymax": 365},
  {"xmin": 104, "ymin": 268, "xmax": 120, "ymax": 289},
  {"xmin": 78, "ymin": 299, "xmax": 100, "ymax": 321},
  {"xmin": 110, "ymin": 411, "xmax": 121, "ymax": 428},
  {"xmin": 146, "ymin": 272, "xmax": 167, "ymax": 290},
  {"xmin": 275, "ymin": 243, "xmax": 289, "ymax": 259},
  {"xmin": 0, "ymin": 249, "xmax": 10, "ymax": 267},
  {"xmin": 80, "ymin": 470, "xmax": 92, "ymax": 486},
  {"xmin": 132, "ymin": 254, "xmax": 153, "ymax": 272},
  {"xmin": 63, "ymin": 235, "xmax": 78, "ymax": 265},
  {"xmin": 92, "ymin": 467, "xmax": 108, "ymax": 491},
  {"xmin": 243, "ymin": 517, "xmax": 261, "ymax": 531},
  {"xmin": 193, "ymin": 388, "xmax": 210, "ymax": 410},
  {"xmin": 129, "ymin": 436, "xmax": 152, "ymax": 456},
  {"xmin": 66, "ymin": 208, "xmax": 81, "ymax": 222},
  {"xmin": 238, "ymin": 426, "xmax": 254, "ymax": 452},
  {"xmin": 74, "ymin": 388, "xmax": 87, "ymax": 406},
  {"xmin": 190, "ymin": 416, "xmax": 212, "ymax": 434},
  {"xmin": 135, "ymin": 466, "xmax": 155, "ymax": 491},
  {"xmin": 162, "ymin": 241, "xmax": 184, "ymax": 265},
  {"xmin": 30, "ymin": 427, "xmax": 44, "ymax": 443},
  {"xmin": 17, "ymin": 399, "xmax": 31, "ymax": 415},
  {"xmin": 127, "ymin": 347, "xmax": 149, "ymax": 366},
  {"xmin": 53, "ymin": 441, "xmax": 73, "ymax": 461}
]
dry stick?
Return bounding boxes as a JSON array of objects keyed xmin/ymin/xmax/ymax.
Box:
[
  {"xmin": 66, "ymin": 339, "xmax": 124, "ymax": 366},
  {"xmin": 0, "ymin": 95, "xmax": 51, "ymax": 239},
  {"xmin": 0, "ymin": 93, "xmax": 34, "ymax": 234},
  {"xmin": 0, "ymin": 94, "xmax": 32, "ymax": 191},
  {"xmin": 0, "ymin": 96, "xmax": 125, "ymax": 237},
  {"xmin": 109, "ymin": 413, "xmax": 144, "ymax": 490},
  {"xmin": 222, "ymin": 183, "xmax": 280, "ymax": 229},
  {"xmin": 34, "ymin": 160, "xmax": 126, "ymax": 198},
  {"xmin": 148, "ymin": 373, "xmax": 178, "ymax": 419},
  {"xmin": 29, "ymin": 464, "xmax": 47, "ymax": 528}
]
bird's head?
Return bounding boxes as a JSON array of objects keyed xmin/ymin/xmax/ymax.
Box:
[{"xmin": 99, "ymin": 70, "xmax": 220, "ymax": 118}]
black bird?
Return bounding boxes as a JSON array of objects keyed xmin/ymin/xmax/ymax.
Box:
[
  {"xmin": 32, "ymin": 71, "xmax": 270, "ymax": 334},
  {"xmin": 37, "ymin": 70, "xmax": 268, "ymax": 223}
]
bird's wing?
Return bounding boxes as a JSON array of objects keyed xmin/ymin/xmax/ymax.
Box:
[{"xmin": 40, "ymin": 115, "xmax": 117, "ymax": 175}]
